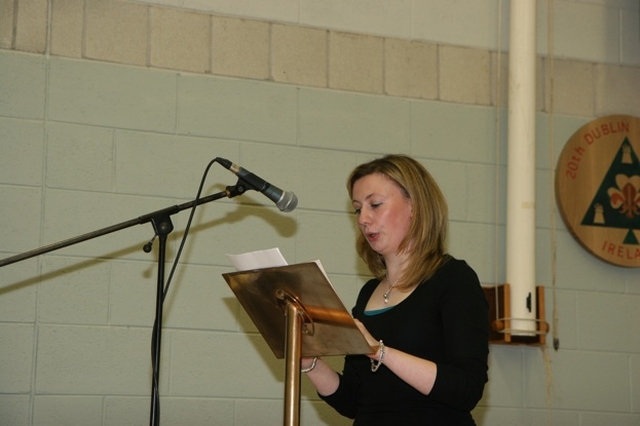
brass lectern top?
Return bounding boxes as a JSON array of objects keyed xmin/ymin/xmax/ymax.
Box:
[{"xmin": 223, "ymin": 262, "xmax": 373, "ymax": 359}]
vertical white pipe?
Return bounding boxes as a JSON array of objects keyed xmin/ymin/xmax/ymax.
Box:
[{"xmin": 506, "ymin": 0, "xmax": 537, "ymax": 335}]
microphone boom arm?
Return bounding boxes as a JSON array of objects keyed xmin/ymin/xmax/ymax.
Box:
[{"xmin": 0, "ymin": 185, "xmax": 244, "ymax": 268}]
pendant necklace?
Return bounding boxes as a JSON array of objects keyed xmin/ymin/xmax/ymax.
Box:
[{"xmin": 383, "ymin": 276, "xmax": 397, "ymax": 304}]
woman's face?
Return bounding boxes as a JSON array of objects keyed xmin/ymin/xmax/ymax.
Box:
[{"xmin": 351, "ymin": 173, "xmax": 413, "ymax": 259}]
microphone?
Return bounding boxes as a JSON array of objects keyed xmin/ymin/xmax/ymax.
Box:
[{"xmin": 217, "ymin": 158, "xmax": 298, "ymax": 212}]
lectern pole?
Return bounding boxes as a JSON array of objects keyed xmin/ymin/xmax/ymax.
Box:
[
  {"xmin": 283, "ymin": 301, "xmax": 303, "ymax": 426},
  {"xmin": 222, "ymin": 263, "xmax": 374, "ymax": 426}
]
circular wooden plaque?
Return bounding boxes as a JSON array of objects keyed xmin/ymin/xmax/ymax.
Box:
[{"xmin": 556, "ymin": 115, "xmax": 640, "ymax": 267}]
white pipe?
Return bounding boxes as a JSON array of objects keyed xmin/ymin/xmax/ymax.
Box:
[{"xmin": 506, "ymin": 0, "xmax": 537, "ymax": 335}]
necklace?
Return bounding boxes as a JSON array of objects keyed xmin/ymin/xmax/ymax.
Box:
[{"xmin": 382, "ymin": 276, "xmax": 397, "ymax": 304}]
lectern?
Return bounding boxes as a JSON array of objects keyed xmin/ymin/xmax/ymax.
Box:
[{"xmin": 223, "ymin": 262, "xmax": 373, "ymax": 426}]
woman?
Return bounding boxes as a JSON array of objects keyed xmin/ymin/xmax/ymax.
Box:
[{"xmin": 302, "ymin": 154, "xmax": 489, "ymax": 425}]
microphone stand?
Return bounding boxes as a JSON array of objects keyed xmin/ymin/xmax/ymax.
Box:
[{"xmin": 0, "ymin": 183, "xmax": 248, "ymax": 426}]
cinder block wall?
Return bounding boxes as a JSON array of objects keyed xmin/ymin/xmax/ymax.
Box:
[{"xmin": 1, "ymin": 0, "xmax": 640, "ymax": 425}]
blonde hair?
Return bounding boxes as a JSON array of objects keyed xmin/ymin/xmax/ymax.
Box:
[{"xmin": 347, "ymin": 154, "xmax": 449, "ymax": 290}]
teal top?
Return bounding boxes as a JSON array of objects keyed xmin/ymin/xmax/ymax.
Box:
[{"xmin": 364, "ymin": 306, "xmax": 394, "ymax": 316}]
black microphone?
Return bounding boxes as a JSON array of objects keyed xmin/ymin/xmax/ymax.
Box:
[{"xmin": 217, "ymin": 158, "xmax": 298, "ymax": 212}]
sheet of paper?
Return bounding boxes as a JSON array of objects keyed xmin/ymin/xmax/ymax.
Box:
[
  {"xmin": 226, "ymin": 247, "xmax": 288, "ymax": 271},
  {"xmin": 311, "ymin": 259, "xmax": 330, "ymax": 282},
  {"xmin": 227, "ymin": 248, "xmax": 333, "ymax": 289}
]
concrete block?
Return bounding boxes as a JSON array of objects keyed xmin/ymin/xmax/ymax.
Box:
[
  {"xmin": 114, "ymin": 131, "xmax": 238, "ymax": 198},
  {"xmin": 108, "ymin": 260, "xmax": 158, "ymax": 328},
  {"xmin": 490, "ymin": 51, "xmax": 508, "ymax": 108},
  {"xmin": 47, "ymin": 58, "xmax": 178, "ymax": 132},
  {"xmin": 524, "ymin": 349, "xmax": 630, "ymax": 412},
  {"xmin": 299, "ymin": 0, "xmax": 412, "ymax": 40},
  {"xmin": 411, "ymin": 100, "xmax": 497, "ymax": 163},
  {"xmin": 40, "ymin": 189, "xmax": 169, "ymax": 261},
  {"xmin": 544, "ymin": 58, "xmax": 595, "ymax": 117},
  {"xmin": 176, "ymin": 74, "xmax": 297, "ymax": 143},
  {"xmin": 36, "ymin": 324, "xmax": 154, "ymax": 394},
  {"xmin": 384, "ymin": 38, "xmax": 438, "ymax": 100},
  {"xmin": 466, "ymin": 162, "xmax": 504, "ymax": 224},
  {"xmin": 488, "ymin": 52, "xmax": 543, "ymax": 111},
  {"xmin": 103, "ymin": 396, "xmax": 151, "ymax": 426},
  {"xmin": 552, "ymin": 1, "xmax": 619, "ymax": 63},
  {"xmin": 478, "ymin": 345, "xmax": 524, "ymax": 409},
  {"xmin": 325, "ymin": 274, "xmax": 361, "ymax": 313},
  {"xmin": 271, "ymin": 24, "xmax": 327, "ymax": 87},
  {"xmin": 534, "ymin": 171, "xmax": 553, "ymax": 231},
  {"xmin": 542, "ymin": 289, "xmax": 577, "ymax": 350},
  {"xmin": 134, "ymin": 0, "xmax": 177, "ymax": 7},
  {"xmin": 33, "ymin": 396, "xmax": 104, "ymax": 426},
  {"xmin": 632, "ymin": 355, "xmax": 640, "ymax": 413},
  {"xmin": 150, "ymin": 7, "xmax": 211, "ymax": 73},
  {"xmin": 0, "ymin": 186, "xmax": 42, "ymax": 253},
  {"xmin": 556, "ymin": 231, "xmax": 630, "ymax": 292},
  {"xmin": 14, "ymin": 0, "xmax": 47, "ymax": 53},
  {"xmin": 0, "ymin": 257, "xmax": 37, "ymax": 322},
  {"xmin": 419, "ymin": 158, "xmax": 469, "ymax": 223},
  {"xmin": 296, "ymin": 211, "xmax": 363, "ymax": 275},
  {"xmin": 179, "ymin": 201, "xmax": 297, "ymax": 266},
  {"xmin": 595, "ymin": 64, "xmax": 640, "ymax": 116},
  {"xmin": 0, "ymin": 117, "xmax": 44, "ymax": 186},
  {"xmin": 37, "ymin": 257, "xmax": 111, "ymax": 325},
  {"xmin": 212, "ymin": 16, "xmax": 269, "ymax": 80},
  {"xmin": 535, "ymin": 113, "xmax": 589, "ymax": 171},
  {"xmin": 239, "ymin": 143, "xmax": 357, "ymax": 212},
  {"xmin": 159, "ymin": 398, "xmax": 235, "ymax": 425},
  {"xmin": 536, "ymin": 57, "xmax": 546, "ymax": 113},
  {"xmin": 0, "ymin": 395, "xmax": 30, "ymax": 426},
  {"xmin": 180, "ymin": 0, "xmax": 299, "ymax": 23},
  {"xmin": 529, "ymin": 409, "xmax": 580, "ymax": 426},
  {"xmin": 621, "ymin": 7, "xmax": 640, "ymax": 66},
  {"xmin": 413, "ymin": 0, "xmax": 505, "ymax": 51},
  {"xmin": 535, "ymin": 228, "xmax": 554, "ymax": 285},
  {"xmin": 161, "ymin": 264, "xmax": 240, "ymax": 332},
  {"xmin": 109, "ymin": 396, "xmax": 236, "ymax": 425},
  {"xmin": 439, "ymin": 45, "xmax": 491, "ymax": 106},
  {"xmin": 298, "ymin": 87, "xmax": 410, "ymax": 153},
  {"xmin": 46, "ymin": 123, "xmax": 114, "ymax": 191},
  {"xmin": 448, "ymin": 221, "xmax": 502, "ymax": 283},
  {"xmin": 85, "ymin": 0, "xmax": 149, "ymax": 66},
  {"xmin": 300, "ymin": 399, "xmax": 351, "ymax": 426},
  {"xmin": 50, "ymin": 0, "xmax": 83, "ymax": 58},
  {"xmin": 578, "ymin": 292, "xmax": 640, "ymax": 353},
  {"xmin": 470, "ymin": 407, "xmax": 532, "ymax": 426},
  {"xmin": 0, "ymin": 0, "xmax": 14, "ymax": 48},
  {"xmin": 579, "ymin": 413, "xmax": 640, "ymax": 426},
  {"xmin": 168, "ymin": 330, "xmax": 284, "ymax": 397},
  {"xmin": 0, "ymin": 324, "xmax": 34, "ymax": 393},
  {"xmin": 235, "ymin": 399, "xmax": 283, "ymax": 425},
  {"xmin": 0, "ymin": 51, "xmax": 47, "ymax": 119},
  {"xmin": 329, "ymin": 31, "xmax": 384, "ymax": 94}
]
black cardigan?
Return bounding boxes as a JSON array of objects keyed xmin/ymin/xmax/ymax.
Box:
[{"xmin": 320, "ymin": 257, "xmax": 489, "ymax": 425}]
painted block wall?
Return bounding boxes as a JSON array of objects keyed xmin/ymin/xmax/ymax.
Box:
[
  {"xmin": 132, "ymin": 0, "xmax": 640, "ymax": 66},
  {"xmin": 1, "ymin": 0, "xmax": 640, "ymax": 425}
]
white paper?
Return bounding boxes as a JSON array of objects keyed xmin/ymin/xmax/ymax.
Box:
[
  {"xmin": 226, "ymin": 247, "xmax": 288, "ymax": 271},
  {"xmin": 227, "ymin": 248, "xmax": 332, "ymax": 289}
]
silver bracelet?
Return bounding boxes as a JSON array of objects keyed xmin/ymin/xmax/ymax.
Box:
[
  {"xmin": 301, "ymin": 356, "xmax": 318, "ymax": 373},
  {"xmin": 370, "ymin": 340, "xmax": 385, "ymax": 372}
]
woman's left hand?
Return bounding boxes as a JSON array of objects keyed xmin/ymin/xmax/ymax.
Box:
[{"xmin": 354, "ymin": 319, "xmax": 380, "ymax": 356}]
